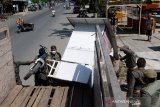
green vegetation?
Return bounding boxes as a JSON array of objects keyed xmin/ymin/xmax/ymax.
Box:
[
  {"xmin": 32, "ymin": 0, "xmax": 50, "ymax": 3},
  {"xmin": 0, "ymin": 0, "xmax": 11, "ymax": 5},
  {"xmin": 75, "ymin": 0, "xmax": 90, "ymax": 7}
]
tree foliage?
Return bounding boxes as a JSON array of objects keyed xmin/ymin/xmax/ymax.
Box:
[
  {"xmin": 75, "ymin": 0, "xmax": 90, "ymax": 6},
  {"xmin": 31, "ymin": 0, "xmax": 50, "ymax": 3},
  {"xmin": 0, "ymin": 0, "xmax": 11, "ymax": 5}
]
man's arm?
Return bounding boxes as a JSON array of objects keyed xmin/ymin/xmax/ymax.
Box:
[
  {"xmin": 119, "ymin": 47, "xmax": 133, "ymax": 54},
  {"xmin": 14, "ymin": 61, "xmax": 34, "ymax": 66}
]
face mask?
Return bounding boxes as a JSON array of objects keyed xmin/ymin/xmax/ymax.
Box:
[{"xmin": 51, "ymin": 51, "xmax": 56, "ymax": 54}]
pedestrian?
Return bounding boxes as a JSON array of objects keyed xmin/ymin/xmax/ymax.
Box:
[
  {"xmin": 140, "ymin": 69, "xmax": 160, "ymax": 107},
  {"xmin": 110, "ymin": 11, "xmax": 118, "ymax": 35},
  {"xmin": 146, "ymin": 13, "xmax": 154, "ymax": 42}
]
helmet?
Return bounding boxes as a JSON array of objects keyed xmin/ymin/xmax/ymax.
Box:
[{"xmin": 144, "ymin": 69, "xmax": 157, "ymax": 78}]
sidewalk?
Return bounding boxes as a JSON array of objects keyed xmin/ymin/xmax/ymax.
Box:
[{"xmin": 116, "ymin": 27, "xmax": 160, "ymax": 71}]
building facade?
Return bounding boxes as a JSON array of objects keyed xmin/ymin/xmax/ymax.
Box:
[{"xmin": 11, "ymin": 0, "xmax": 28, "ymax": 13}]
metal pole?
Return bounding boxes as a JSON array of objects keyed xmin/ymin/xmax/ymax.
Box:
[
  {"xmin": 2, "ymin": 4, "xmax": 3, "ymax": 14},
  {"xmin": 138, "ymin": 2, "xmax": 142, "ymax": 36},
  {"xmin": 106, "ymin": 0, "xmax": 108, "ymax": 18}
]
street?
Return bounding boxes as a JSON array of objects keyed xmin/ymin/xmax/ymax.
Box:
[{"xmin": 4, "ymin": 3, "xmax": 74, "ymax": 85}]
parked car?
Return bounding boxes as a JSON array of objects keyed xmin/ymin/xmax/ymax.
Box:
[
  {"xmin": 28, "ymin": 5, "xmax": 38, "ymax": 11},
  {"xmin": 73, "ymin": 6, "xmax": 80, "ymax": 14}
]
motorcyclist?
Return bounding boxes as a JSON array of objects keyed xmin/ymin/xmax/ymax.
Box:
[
  {"xmin": 16, "ymin": 16, "xmax": 24, "ymax": 31},
  {"xmin": 51, "ymin": 8, "xmax": 56, "ymax": 16}
]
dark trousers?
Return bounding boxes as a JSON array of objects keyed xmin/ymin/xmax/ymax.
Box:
[
  {"xmin": 17, "ymin": 24, "xmax": 24, "ymax": 31},
  {"xmin": 146, "ymin": 30, "xmax": 152, "ymax": 41}
]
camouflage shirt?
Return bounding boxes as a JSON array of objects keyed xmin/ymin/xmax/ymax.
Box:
[
  {"xmin": 127, "ymin": 69, "xmax": 145, "ymax": 97},
  {"xmin": 49, "ymin": 52, "xmax": 61, "ymax": 61},
  {"xmin": 140, "ymin": 80, "xmax": 160, "ymax": 107}
]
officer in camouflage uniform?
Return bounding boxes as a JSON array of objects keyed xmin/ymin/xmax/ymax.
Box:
[
  {"xmin": 140, "ymin": 69, "xmax": 160, "ymax": 107},
  {"xmin": 49, "ymin": 45, "xmax": 61, "ymax": 61},
  {"xmin": 47, "ymin": 45, "xmax": 61, "ymax": 85},
  {"xmin": 118, "ymin": 45, "xmax": 137, "ymax": 87},
  {"xmin": 127, "ymin": 58, "xmax": 146, "ymax": 98}
]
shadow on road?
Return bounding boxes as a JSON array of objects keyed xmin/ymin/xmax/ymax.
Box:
[
  {"xmin": 117, "ymin": 27, "xmax": 140, "ymax": 35},
  {"xmin": 60, "ymin": 23, "xmax": 71, "ymax": 26},
  {"xmin": 63, "ymin": 12, "xmax": 73, "ymax": 15},
  {"xmin": 48, "ymin": 28, "xmax": 72, "ymax": 38},
  {"xmin": 149, "ymin": 46, "xmax": 160, "ymax": 51},
  {"xmin": 132, "ymin": 38, "xmax": 148, "ymax": 41}
]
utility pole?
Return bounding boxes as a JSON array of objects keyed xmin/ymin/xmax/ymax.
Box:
[
  {"xmin": 138, "ymin": 0, "xmax": 143, "ymax": 36},
  {"xmin": 94, "ymin": 0, "xmax": 98, "ymax": 17},
  {"xmin": 106, "ymin": 0, "xmax": 108, "ymax": 18},
  {"xmin": 0, "ymin": 0, "xmax": 3, "ymax": 14}
]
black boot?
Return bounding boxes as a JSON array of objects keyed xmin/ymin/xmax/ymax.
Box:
[
  {"xmin": 148, "ymin": 36, "xmax": 151, "ymax": 42},
  {"xmin": 149, "ymin": 36, "xmax": 151, "ymax": 42}
]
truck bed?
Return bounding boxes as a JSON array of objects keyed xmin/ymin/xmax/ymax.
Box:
[
  {"xmin": 0, "ymin": 85, "xmax": 93, "ymax": 107},
  {"xmin": 0, "ymin": 85, "xmax": 69, "ymax": 107}
]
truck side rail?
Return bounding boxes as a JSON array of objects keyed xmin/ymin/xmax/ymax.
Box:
[
  {"xmin": 94, "ymin": 24, "xmax": 127, "ymax": 107},
  {"xmin": 0, "ymin": 26, "xmax": 16, "ymax": 104}
]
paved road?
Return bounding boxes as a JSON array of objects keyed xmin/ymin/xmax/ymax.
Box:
[{"xmin": 1, "ymin": 3, "xmax": 74, "ymax": 85}]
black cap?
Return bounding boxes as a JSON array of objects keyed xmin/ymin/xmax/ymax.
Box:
[{"xmin": 51, "ymin": 45, "xmax": 57, "ymax": 50}]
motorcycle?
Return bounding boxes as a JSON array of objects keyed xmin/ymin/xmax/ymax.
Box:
[
  {"xmin": 52, "ymin": 9, "xmax": 55, "ymax": 17},
  {"xmin": 23, "ymin": 45, "xmax": 48, "ymax": 80},
  {"xmin": 17, "ymin": 23, "xmax": 34, "ymax": 33}
]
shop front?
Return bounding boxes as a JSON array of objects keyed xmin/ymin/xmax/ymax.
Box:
[{"xmin": 11, "ymin": 0, "xmax": 28, "ymax": 13}]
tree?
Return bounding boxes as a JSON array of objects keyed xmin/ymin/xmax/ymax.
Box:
[
  {"xmin": 0, "ymin": 0, "xmax": 11, "ymax": 14},
  {"xmin": 146, "ymin": 0, "xmax": 152, "ymax": 4},
  {"xmin": 75, "ymin": 0, "xmax": 90, "ymax": 7},
  {"xmin": 32, "ymin": 0, "xmax": 52, "ymax": 3},
  {"xmin": 0, "ymin": 0, "xmax": 11, "ymax": 5}
]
